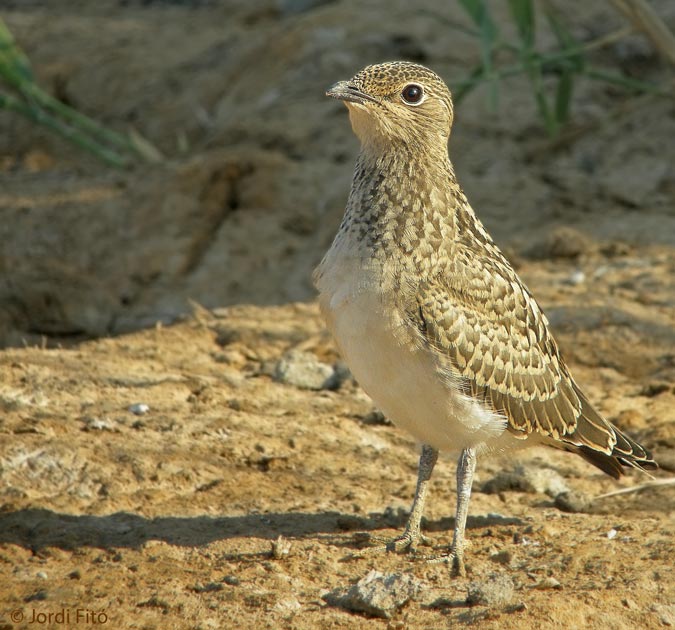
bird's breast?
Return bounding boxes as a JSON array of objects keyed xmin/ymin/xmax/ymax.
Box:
[{"xmin": 315, "ymin": 243, "xmax": 511, "ymax": 453}]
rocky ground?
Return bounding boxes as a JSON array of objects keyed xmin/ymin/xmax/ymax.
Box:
[{"xmin": 0, "ymin": 1, "xmax": 674, "ymax": 629}]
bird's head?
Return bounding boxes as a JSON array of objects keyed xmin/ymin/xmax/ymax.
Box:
[{"xmin": 327, "ymin": 61, "xmax": 454, "ymax": 155}]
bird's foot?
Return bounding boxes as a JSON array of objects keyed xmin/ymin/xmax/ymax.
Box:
[
  {"xmin": 350, "ymin": 528, "xmax": 431, "ymax": 557},
  {"xmin": 424, "ymin": 546, "xmax": 467, "ymax": 577}
]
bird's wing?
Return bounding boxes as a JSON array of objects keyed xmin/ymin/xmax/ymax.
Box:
[
  {"xmin": 413, "ymin": 245, "xmax": 613, "ymax": 451},
  {"xmin": 413, "ymin": 244, "xmax": 656, "ymax": 476}
]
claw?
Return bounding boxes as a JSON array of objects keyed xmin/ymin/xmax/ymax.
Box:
[{"xmin": 425, "ymin": 547, "xmax": 467, "ymax": 577}]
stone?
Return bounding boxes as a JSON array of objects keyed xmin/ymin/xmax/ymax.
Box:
[
  {"xmin": 554, "ymin": 490, "xmax": 591, "ymax": 513},
  {"xmin": 273, "ymin": 350, "xmax": 337, "ymax": 390},
  {"xmin": 323, "ymin": 570, "xmax": 422, "ymax": 619},
  {"xmin": 482, "ymin": 465, "xmax": 569, "ymax": 497},
  {"xmin": 490, "ymin": 549, "xmax": 513, "ymax": 565},
  {"xmin": 466, "ymin": 574, "xmax": 514, "ymax": 607},
  {"xmin": 526, "ymin": 226, "xmax": 591, "ymax": 260},
  {"xmin": 653, "ymin": 604, "xmax": 675, "ymax": 626},
  {"xmin": 533, "ymin": 576, "xmax": 562, "ymax": 590}
]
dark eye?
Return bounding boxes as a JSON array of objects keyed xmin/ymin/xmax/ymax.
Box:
[{"xmin": 401, "ymin": 84, "xmax": 424, "ymax": 105}]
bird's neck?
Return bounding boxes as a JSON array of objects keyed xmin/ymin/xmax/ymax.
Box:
[{"xmin": 340, "ymin": 144, "xmax": 464, "ymax": 263}]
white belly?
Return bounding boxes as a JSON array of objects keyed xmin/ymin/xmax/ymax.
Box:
[{"xmin": 316, "ymin": 255, "xmax": 511, "ymax": 454}]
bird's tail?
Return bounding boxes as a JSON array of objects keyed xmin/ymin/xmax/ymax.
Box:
[{"xmin": 564, "ymin": 384, "xmax": 657, "ymax": 479}]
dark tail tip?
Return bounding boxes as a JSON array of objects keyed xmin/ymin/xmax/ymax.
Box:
[{"xmin": 577, "ymin": 442, "xmax": 657, "ymax": 479}]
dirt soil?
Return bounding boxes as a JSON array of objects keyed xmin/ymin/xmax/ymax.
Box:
[{"xmin": 1, "ymin": 1, "xmax": 674, "ymax": 629}]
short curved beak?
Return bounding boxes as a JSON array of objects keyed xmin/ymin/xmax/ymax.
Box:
[{"xmin": 326, "ymin": 81, "xmax": 379, "ymax": 105}]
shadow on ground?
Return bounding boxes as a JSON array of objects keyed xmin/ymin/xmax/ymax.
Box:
[{"xmin": 0, "ymin": 508, "xmax": 522, "ymax": 551}]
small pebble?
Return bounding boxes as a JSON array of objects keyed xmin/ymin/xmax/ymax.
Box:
[
  {"xmin": 24, "ymin": 589, "xmax": 48, "ymax": 602},
  {"xmin": 567, "ymin": 270, "xmax": 586, "ymax": 286},
  {"xmin": 271, "ymin": 535, "xmax": 292, "ymax": 559},
  {"xmin": 533, "ymin": 577, "xmax": 562, "ymax": 590},
  {"xmin": 331, "ymin": 361, "xmax": 353, "ymax": 388},
  {"xmin": 607, "ymin": 528, "xmax": 618, "ymax": 540},
  {"xmin": 36, "ymin": 571, "xmax": 48, "ymax": 579},
  {"xmin": 490, "ymin": 550, "xmax": 513, "ymax": 566},
  {"xmin": 361, "ymin": 410, "xmax": 392, "ymax": 425},
  {"xmin": 191, "ymin": 582, "xmax": 224, "ymax": 593},
  {"xmin": 81, "ymin": 416, "xmax": 117, "ymax": 432},
  {"xmin": 222, "ymin": 575, "xmax": 240, "ymax": 586},
  {"xmin": 129, "ymin": 403, "xmax": 150, "ymax": 415}
]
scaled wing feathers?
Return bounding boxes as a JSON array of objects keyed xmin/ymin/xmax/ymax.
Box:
[{"xmin": 413, "ymin": 245, "xmax": 655, "ymax": 473}]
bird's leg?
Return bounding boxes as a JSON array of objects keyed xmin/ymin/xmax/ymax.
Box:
[
  {"xmin": 359, "ymin": 444, "xmax": 438, "ymax": 554},
  {"xmin": 430, "ymin": 447, "xmax": 477, "ymax": 576},
  {"xmin": 387, "ymin": 444, "xmax": 439, "ymax": 552}
]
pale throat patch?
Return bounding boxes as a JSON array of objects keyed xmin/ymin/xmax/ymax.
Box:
[{"xmin": 346, "ymin": 103, "xmax": 390, "ymax": 150}]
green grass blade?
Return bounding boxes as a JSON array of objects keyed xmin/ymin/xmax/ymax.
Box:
[
  {"xmin": 585, "ymin": 67, "xmax": 667, "ymax": 94},
  {"xmin": 20, "ymin": 81, "xmax": 159, "ymax": 158},
  {"xmin": 480, "ymin": 25, "xmax": 499, "ymax": 110},
  {"xmin": 507, "ymin": 0, "xmax": 557, "ymax": 131},
  {"xmin": 0, "ymin": 17, "xmax": 162, "ymax": 166},
  {"xmin": 531, "ymin": 70, "xmax": 557, "ymax": 135},
  {"xmin": 457, "ymin": 0, "xmax": 484, "ymax": 27},
  {"xmin": 554, "ymin": 69, "xmax": 574, "ymax": 125},
  {"xmin": 543, "ymin": 3, "xmax": 584, "ymax": 72},
  {"xmin": 0, "ymin": 91, "xmax": 128, "ymax": 167},
  {"xmin": 453, "ymin": 0, "xmax": 667, "ymax": 135},
  {"xmin": 457, "ymin": 0, "xmax": 499, "ymax": 110},
  {"xmin": 508, "ymin": 0, "xmax": 535, "ymax": 49},
  {"xmin": 0, "ymin": 17, "xmax": 34, "ymax": 87}
]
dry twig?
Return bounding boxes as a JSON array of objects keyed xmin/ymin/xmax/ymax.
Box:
[{"xmin": 594, "ymin": 477, "xmax": 675, "ymax": 500}]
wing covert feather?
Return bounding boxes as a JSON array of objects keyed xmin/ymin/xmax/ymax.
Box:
[{"xmin": 415, "ymin": 249, "xmax": 582, "ymax": 440}]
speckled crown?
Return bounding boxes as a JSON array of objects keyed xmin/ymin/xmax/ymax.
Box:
[{"xmin": 349, "ymin": 61, "xmax": 451, "ymax": 101}]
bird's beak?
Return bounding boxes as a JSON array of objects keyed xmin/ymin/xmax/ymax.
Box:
[{"xmin": 326, "ymin": 81, "xmax": 379, "ymax": 105}]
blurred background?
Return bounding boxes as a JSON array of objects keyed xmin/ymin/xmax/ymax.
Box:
[{"xmin": 0, "ymin": 0, "xmax": 673, "ymax": 347}]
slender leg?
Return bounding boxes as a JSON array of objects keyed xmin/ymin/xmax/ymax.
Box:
[
  {"xmin": 449, "ymin": 447, "xmax": 477, "ymax": 576},
  {"xmin": 359, "ymin": 444, "xmax": 438, "ymax": 554},
  {"xmin": 386, "ymin": 444, "xmax": 439, "ymax": 552}
]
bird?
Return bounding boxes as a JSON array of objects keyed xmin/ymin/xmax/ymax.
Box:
[{"xmin": 313, "ymin": 61, "xmax": 656, "ymax": 577}]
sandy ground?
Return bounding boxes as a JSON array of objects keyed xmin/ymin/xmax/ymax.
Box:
[
  {"xmin": 0, "ymin": 1, "xmax": 674, "ymax": 629},
  {"xmin": 0, "ymin": 289, "xmax": 673, "ymax": 629}
]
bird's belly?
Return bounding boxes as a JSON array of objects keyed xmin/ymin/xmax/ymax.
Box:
[{"xmin": 320, "ymin": 286, "xmax": 509, "ymax": 453}]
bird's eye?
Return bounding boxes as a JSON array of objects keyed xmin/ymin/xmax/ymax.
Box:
[{"xmin": 401, "ymin": 84, "xmax": 424, "ymax": 105}]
